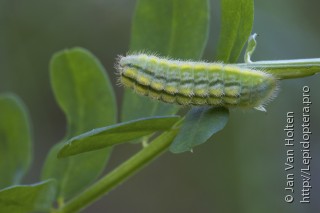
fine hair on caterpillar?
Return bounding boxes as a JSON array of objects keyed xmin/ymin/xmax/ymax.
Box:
[{"xmin": 116, "ymin": 53, "xmax": 279, "ymax": 111}]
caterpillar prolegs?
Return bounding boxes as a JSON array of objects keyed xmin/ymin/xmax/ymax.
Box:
[{"xmin": 116, "ymin": 54, "xmax": 279, "ymax": 111}]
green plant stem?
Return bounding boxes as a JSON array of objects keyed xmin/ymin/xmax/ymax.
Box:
[
  {"xmin": 54, "ymin": 129, "xmax": 179, "ymax": 213},
  {"xmin": 237, "ymin": 58, "xmax": 320, "ymax": 79}
]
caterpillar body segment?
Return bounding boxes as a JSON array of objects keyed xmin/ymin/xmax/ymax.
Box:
[{"xmin": 117, "ymin": 54, "xmax": 279, "ymax": 111}]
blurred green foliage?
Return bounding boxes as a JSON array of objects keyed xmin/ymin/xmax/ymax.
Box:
[
  {"xmin": 0, "ymin": 0, "xmax": 319, "ymax": 213},
  {"xmin": 0, "ymin": 180, "xmax": 56, "ymax": 213},
  {"xmin": 0, "ymin": 94, "xmax": 32, "ymax": 188},
  {"xmin": 216, "ymin": 0, "xmax": 253, "ymax": 62}
]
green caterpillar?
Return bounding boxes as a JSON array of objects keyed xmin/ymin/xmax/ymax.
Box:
[{"xmin": 117, "ymin": 54, "xmax": 279, "ymax": 111}]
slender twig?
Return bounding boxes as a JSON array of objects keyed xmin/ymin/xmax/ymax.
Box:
[{"xmin": 54, "ymin": 128, "xmax": 179, "ymax": 213}]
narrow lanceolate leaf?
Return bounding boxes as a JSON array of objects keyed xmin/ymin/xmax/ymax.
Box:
[
  {"xmin": 0, "ymin": 93, "xmax": 32, "ymax": 189},
  {"xmin": 0, "ymin": 180, "xmax": 56, "ymax": 213},
  {"xmin": 237, "ymin": 58, "xmax": 320, "ymax": 79},
  {"xmin": 58, "ymin": 116, "xmax": 180, "ymax": 157},
  {"xmin": 170, "ymin": 107, "xmax": 229, "ymax": 153},
  {"xmin": 41, "ymin": 48, "xmax": 117, "ymax": 200},
  {"xmin": 216, "ymin": 0, "xmax": 254, "ymax": 63},
  {"xmin": 122, "ymin": 0, "xmax": 210, "ymax": 121}
]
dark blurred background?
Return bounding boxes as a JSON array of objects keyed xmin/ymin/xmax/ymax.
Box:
[{"xmin": 0, "ymin": 0, "xmax": 319, "ymax": 212}]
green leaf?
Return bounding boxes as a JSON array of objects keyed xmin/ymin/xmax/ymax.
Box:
[
  {"xmin": 122, "ymin": 0, "xmax": 210, "ymax": 121},
  {"xmin": 58, "ymin": 116, "xmax": 180, "ymax": 157},
  {"xmin": 170, "ymin": 107, "xmax": 229, "ymax": 153},
  {"xmin": 216, "ymin": 0, "xmax": 254, "ymax": 63},
  {"xmin": 41, "ymin": 48, "xmax": 117, "ymax": 200},
  {"xmin": 0, "ymin": 93, "xmax": 32, "ymax": 189},
  {"xmin": 237, "ymin": 58, "xmax": 320, "ymax": 79},
  {"xmin": 0, "ymin": 179, "xmax": 56, "ymax": 213},
  {"xmin": 48, "ymin": 47, "xmax": 117, "ymax": 138},
  {"xmin": 130, "ymin": 0, "xmax": 210, "ymax": 59}
]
